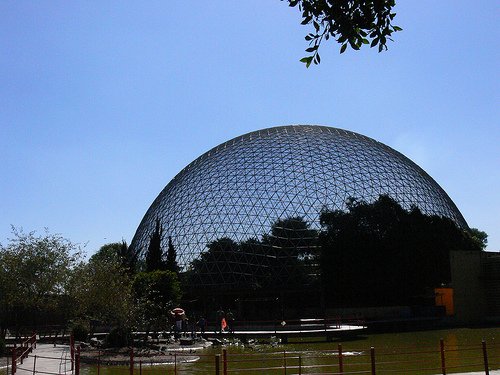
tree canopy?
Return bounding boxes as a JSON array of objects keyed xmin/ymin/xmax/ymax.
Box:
[
  {"xmin": 70, "ymin": 243, "xmax": 134, "ymax": 328},
  {"xmin": 132, "ymin": 270, "xmax": 181, "ymax": 334},
  {"xmin": 165, "ymin": 236, "xmax": 180, "ymax": 274},
  {"xmin": 145, "ymin": 218, "xmax": 165, "ymax": 272},
  {"xmin": 186, "ymin": 217, "xmax": 318, "ymax": 292},
  {"xmin": 0, "ymin": 227, "xmax": 83, "ymax": 336},
  {"xmin": 286, "ymin": 0, "xmax": 402, "ymax": 66},
  {"xmin": 319, "ymin": 195, "xmax": 483, "ymax": 307}
]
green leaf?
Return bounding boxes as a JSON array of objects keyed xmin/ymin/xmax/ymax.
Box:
[
  {"xmin": 349, "ymin": 38, "xmax": 360, "ymax": 50},
  {"xmin": 301, "ymin": 16, "xmax": 312, "ymax": 25},
  {"xmin": 300, "ymin": 56, "xmax": 313, "ymax": 68},
  {"xmin": 362, "ymin": 38, "xmax": 369, "ymax": 45},
  {"xmin": 370, "ymin": 37, "xmax": 379, "ymax": 47},
  {"xmin": 313, "ymin": 20, "xmax": 319, "ymax": 32},
  {"xmin": 305, "ymin": 46, "xmax": 318, "ymax": 52},
  {"xmin": 340, "ymin": 43, "xmax": 347, "ymax": 54},
  {"xmin": 393, "ymin": 26, "xmax": 403, "ymax": 31}
]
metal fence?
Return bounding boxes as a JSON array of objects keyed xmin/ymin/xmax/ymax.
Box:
[{"xmin": 6, "ymin": 336, "xmax": 499, "ymax": 375}]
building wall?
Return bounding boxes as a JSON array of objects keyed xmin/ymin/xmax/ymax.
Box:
[
  {"xmin": 481, "ymin": 252, "xmax": 500, "ymax": 321},
  {"xmin": 450, "ymin": 251, "xmax": 486, "ymax": 323}
]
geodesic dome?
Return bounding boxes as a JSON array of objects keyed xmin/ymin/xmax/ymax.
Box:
[{"xmin": 130, "ymin": 125, "xmax": 467, "ymax": 288}]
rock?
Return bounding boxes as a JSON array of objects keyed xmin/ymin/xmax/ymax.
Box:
[
  {"xmin": 179, "ymin": 338, "xmax": 194, "ymax": 346},
  {"xmin": 90, "ymin": 337, "xmax": 103, "ymax": 347}
]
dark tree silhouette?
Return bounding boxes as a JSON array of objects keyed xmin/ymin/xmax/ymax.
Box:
[
  {"xmin": 165, "ymin": 236, "xmax": 180, "ymax": 274},
  {"xmin": 188, "ymin": 237, "xmax": 242, "ymax": 289},
  {"xmin": 133, "ymin": 270, "xmax": 181, "ymax": 337},
  {"xmin": 262, "ymin": 217, "xmax": 319, "ymax": 288},
  {"xmin": 145, "ymin": 218, "xmax": 165, "ymax": 272},
  {"xmin": 186, "ymin": 217, "xmax": 319, "ymax": 292},
  {"xmin": 118, "ymin": 240, "xmax": 138, "ymax": 275},
  {"xmin": 469, "ymin": 228, "xmax": 488, "ymax": 250},
  {"xmin": 319, "ymin": 195, "xmax": 483, "ymax": 307}
]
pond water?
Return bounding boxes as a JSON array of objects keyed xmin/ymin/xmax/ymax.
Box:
[
  {"xmin": 2, "ymin": 327, "xmax": 499, "ymax": 375},
  {"xmin": 78, "ymin": 327, "xmax": 500, "ymax": 375}
]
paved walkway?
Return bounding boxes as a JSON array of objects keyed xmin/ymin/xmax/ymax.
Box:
[{"xmin": 15, "ymin": 344, "xmax": 72, "ymax": 375}]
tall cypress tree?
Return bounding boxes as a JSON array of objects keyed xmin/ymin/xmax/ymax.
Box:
[
  {"xmin": 119, "ymin": 240, "xmax": 137, "ymax": 275},
  {"xmin": 145, "ymin": 218, "xmax": 165, "ymax": 272},
  {"xmin": 165, "ymin": 236, "xmax": 179, "ymax": 274}
]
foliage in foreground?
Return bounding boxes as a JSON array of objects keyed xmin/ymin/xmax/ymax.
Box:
[
  {"xmin": 287, "ymin": 0, "xmax": 402, "ymax": 66},
  {"xmin": 0, "ymin": 227, "xmax": 83, "ymax": 337},
  {"xmin": 69, "ymin": 243, "xmax": 134, "ymax": 329},
  {"xmin": 133, "ymin": 270, "xmax": 181, "ymax": 334}
]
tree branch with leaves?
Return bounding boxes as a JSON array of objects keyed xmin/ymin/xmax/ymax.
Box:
[{"xmin": 286, "ymin": 0, "xmax": 402, "ymax": 67}]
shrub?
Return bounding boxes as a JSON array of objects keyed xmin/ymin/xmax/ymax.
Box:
[
  {"xmin": 72, "ymin": 322, "xmax": 89, "ymax": 342},
  {"xmin": 105, "ymin": 326, "xmax": 132, "ymax": 348}
]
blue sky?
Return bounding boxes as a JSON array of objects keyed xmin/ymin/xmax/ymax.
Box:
[{"xmin": 1, "ymin": 1, "xmax": 498, "ymax": 254}]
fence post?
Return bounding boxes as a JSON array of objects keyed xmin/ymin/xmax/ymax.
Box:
[
  {"xmin": 19, "ymin": 340, "xmax": 24, "ymax": 365},
  {"xmin": 223, "ymin": 348, "xmax": 228, "ymax": 375},
  {"xmin": 370, "ymin": 347, "xmax": 376, "ymax": 375},
  {"xmin": 174, "ymin": 353, "xmax": 177, "ymax": 375},
  {"xmin": 70, "ymin": 334, "xmax": 75, "ymax": 371},
  {"xmin": 215, "ymin": 354, "xmax": 220, "ymax": 375},
  {"xmin": 12, "ymin": 345, "xmax": 17, "ymax": 375},
  {"xmin": 32, "ymin": 355, "xmax": 37, "ymax": 375},
  {"xmin": 298, "ymin": 355, "xmax": 302, "ymax": 375},
  {"xmin": 482, "ymin": 340, "xmax": 490, "ymax": 375},
  {"xmin": 75, "ymin": 346, "xmax": 80, "ymax": 375},
  {"xmin": 283, "ymin": 350, "xmax": 287, "ymax": 375},
  {"xmin": 338, "ymin": 343, "xmax": 344, "ymax": 375},
  {"xmin": 97, "ymin": 350, "xmax": 101, "ymax": 375},
  {"xmin": 129, "ymin": 347, "xmax": 134, "ymax": 375},
  {"xmin": 139, "ymin": 360, "xmax": 142, "ymax": 375},
  {"xmin": 440, "ymin": 338, "xmax": 446, "ymax": 375}
]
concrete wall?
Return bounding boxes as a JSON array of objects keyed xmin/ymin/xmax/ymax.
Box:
[
  {"xmin": 481, "ymin": 252, "xmax": 500, "ymax": 321},
  {"xmin": 450, "ymin": 251, "xmax": 486, "ymax": 323}
]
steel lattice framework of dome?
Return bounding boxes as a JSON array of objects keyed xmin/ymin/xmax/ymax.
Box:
[{"xmin": 130, "ymin": 125, "xmax": 467, "ymax": 288}]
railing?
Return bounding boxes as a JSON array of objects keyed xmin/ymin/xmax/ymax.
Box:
[
  {"xmin": 221, "ymin": 339, "xmax": 498, "ymax": 374},
  {"xmin": 9, "ymin": 333, "xmax": 37, "ymax": 374},
  {"xmin": 13, "ymin": 352, "xmax": 72, "ymax": 375},
  {"xmin": 7, "ymin": 337, "xmax": 499, "ymax": 375}
]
